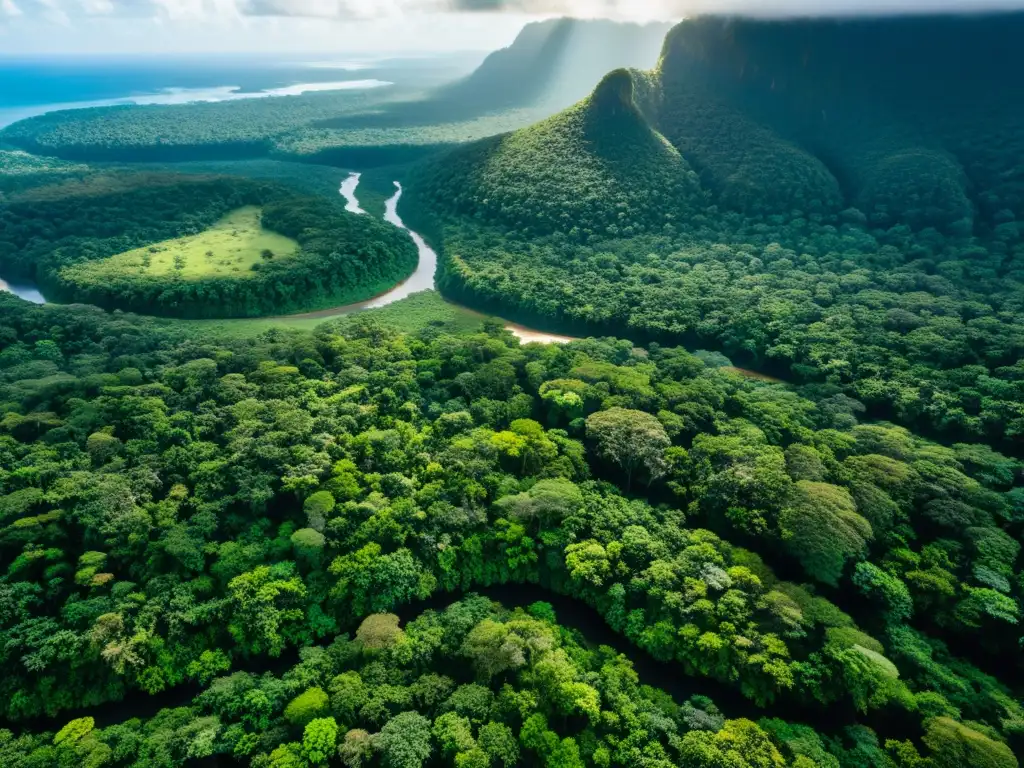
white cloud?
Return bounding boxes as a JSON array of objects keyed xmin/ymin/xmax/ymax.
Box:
[{"xmin": 6, "ymin": 0, "xmax": 1024, "ymax": 20}]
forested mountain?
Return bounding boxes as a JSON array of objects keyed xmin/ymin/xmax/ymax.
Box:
[
  {"xmin": 412, "ymin": 69, "xmax": 702, "ymax": 241},
  {"xmin": 405, "ymin": 13, "xmax": 1024, "ymax": 448},
  {"xmin": 0, "ymin": 19, "xmax": 669, "ymax": 168}
]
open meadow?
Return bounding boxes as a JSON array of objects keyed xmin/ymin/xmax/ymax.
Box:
[{"xmin": 70, "ymin": 205, "xmax": 298, "ymax": 282}]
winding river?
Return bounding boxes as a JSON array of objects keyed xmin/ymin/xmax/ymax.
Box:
[
  {"xmin": 0, "ymin": 171, "xmax": 580, "ymax": 343},
  {"xmin": 265, "ymin": 173, "xmax": 576, "ymax": 343},
  {"xmin": 339, "ymin": 171, "xmax": 367, "ymax": 215},
  {"xmin": 0, "ymin": 174, "xmax": 776, "ymax": 362}
]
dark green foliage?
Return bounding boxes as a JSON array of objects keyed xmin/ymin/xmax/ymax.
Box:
[
  {"xmin": 0, "ymin": 89, "xmax": 391, "ymax": 163},
  {"xmin": 653, "ymin": 15, "xmax": 1024, "ymax": 228},
  {"xmin": 0, "ymin": 600, "xmax": 855, "ymax": 768},
  {"xmin": 0, "ymin": 297, "xmax": 1019, "ymax": 760}
]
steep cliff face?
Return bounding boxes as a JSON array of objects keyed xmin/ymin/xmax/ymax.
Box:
[
  {"xmin": 652, "ymin": 13, "xmax": 1024, "ymax": 229},
  {"xmin": 435, "ymin": 18, "xmax": 672, "ymax": 114}
]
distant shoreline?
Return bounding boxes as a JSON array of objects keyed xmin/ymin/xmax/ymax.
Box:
[{"xmin": 0, "ymin": 80, "xmax": 392, "ymax": 130}]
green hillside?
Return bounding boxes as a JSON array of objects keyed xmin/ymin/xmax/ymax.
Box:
[
  {"xmin": 405, "ymin": 15, "xmax": 1024, "ymax": 448},
  {"xmin": 409, "ymin": 69, "xmax": 702, "ymax": 242}
]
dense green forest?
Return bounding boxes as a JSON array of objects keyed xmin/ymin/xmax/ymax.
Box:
[
  {"xmin": 0, "ymin": 169, "xmax": 417, "ymax": 318},
  {"xmin": 405, "ymin": 14, "xmax": 1024, "ymax": 448},
  {"xmin": 1, "ymin": 11, "xmax": 1024, "ymax": 768},
  {"xmin": 0, "ymin": 90, "xmax": 393, "ymax": 163},
  {"xmin": 0, "ymin": 596, "xmax": 905, "ymax": 768},
  {"xmin": 0, "ymin": 291, "xmax": 1021, "ymax": 766}
]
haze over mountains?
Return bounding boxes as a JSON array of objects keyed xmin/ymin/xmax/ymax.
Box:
[
  {"xmin": 433, "ymin": 18, "xmax": 673, "ymax": 115},
  {"xmin": 0, "ymin": 17, "xmax": 672, "ymax": 163}
]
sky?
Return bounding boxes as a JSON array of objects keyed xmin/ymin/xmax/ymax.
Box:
[{"xmin": 2, "ymin": 0, "xmax": 1024, "ymax": 54}]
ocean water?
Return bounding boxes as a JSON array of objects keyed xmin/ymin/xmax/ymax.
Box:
[
  {"xmin": 0, "ymin": 55, "xmax": 396, "ymax": 129},
  {"xmin": 0, "ymin": 55, "xmax": 382, "ymax": 106}
]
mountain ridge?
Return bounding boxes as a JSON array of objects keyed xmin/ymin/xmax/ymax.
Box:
[{"xmin": 431, "ymin": 17, "xmax": 673, "ymax": 116}]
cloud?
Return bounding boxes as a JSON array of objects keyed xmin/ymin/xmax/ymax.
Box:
[
  {"xmin": 239, "ymin": 0, "xmax": 426, "ymax": 16},
  {"xmin": 448, "ymin": 0, "xmax": 1024, "ymax": 16},
  {"xmin": 5, "ymin": 0, "xmax": 1024, "ymax": 22},
  {"xmin": 240, "ymin": 0, "xmax": 347, "ymax": 16}
]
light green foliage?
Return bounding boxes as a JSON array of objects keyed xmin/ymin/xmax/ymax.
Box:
[
  {"xmin": 853, "ymin": 562, "xmax": 913, "ymax": 623},
  {"xmin": 68, "ymin": 206, "xmax": 298, "ymax": 281},
  {"xmin": 376, "ymin": 711, "xmax": 434, "ymax": 768},
  {"xmin": 186, "ymin": 649, "xmax": 231, "ymax": 685},
  {"xmin": 267, "ymin": 743, "xmax": 305, "ymax": 768},
  {"xmin": 291, "ymin": 528, "xmax": 327, "ymax": 564},
  {"xmin": 922, "ymin": 717, "xmax": 1018, "ymax": 768},
  {"xmin": 302, "ymin": 717, "xmax": 339, "ymax": 765},
  {"xmin": 759, "ymin": 719, "xmax": 840, "ymax": 768},
  {"xmin": 285, "ymin": 687, "xmax": 330, "ymax": 727},
  {"xmin": 477, "ymin": 722, "xmax": 519, "ymax": 767},
  {"xmin": 586, "ymin": 407, "xmax": 671, "ymax": 488},
  {"xmin": 460, "ymin": 619, "xmax": 526, "ymax": 681},
  {"xmin": 454, "ymin": 748, "xmax": 490, "ymax": 768},
  {"xmin": 679, "ymin": 718, "xmax": 787, "ymax": 768},
  {"xmin": 432, "ymin": 712, "xmax": 475, "ymax": 756},
  {"xmin": 85, "ymin": 431, "xmax": 121, "ymax": 464},
  {"xmin": 53, "ymin": 717, "xmax": 94, "ymax": 746},
  {"xmin": 495, "ymin": 478, "xmax": 583, "ymax": 530},
  {"xmin": 356, "ymin": 614, "xmax": 405, "ymax": 651},
  {"xmin": 555, "ymin": 681, "xmax": 601, "ymax": 723},
  {"xmin": 304, "ymin": 491, "xmax": 336, "ymax": 532},
  {"xmin": 339, "ymin": 729, "xmax": 376, "ymax": 768},
  {"xmin": 228, "ymin": 564, "xmax": 307, "ymax": 656}
]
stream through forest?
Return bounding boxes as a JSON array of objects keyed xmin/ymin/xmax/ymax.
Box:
[
  {"xmin": 0, "ymin": 172, "xmax": 777, "ymax": 370},
  {"xmin": 0, "ymin": 174, "xmax": 579, "ymax": 346}
]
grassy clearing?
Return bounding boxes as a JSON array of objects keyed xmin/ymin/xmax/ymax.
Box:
[
  {"xmin": 74, "ymin": 206, "xmax": 298, "ymax": 282},
  {"xmin": 176, "ymin": 290, "xmax": 486, "ymax": 338}
]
